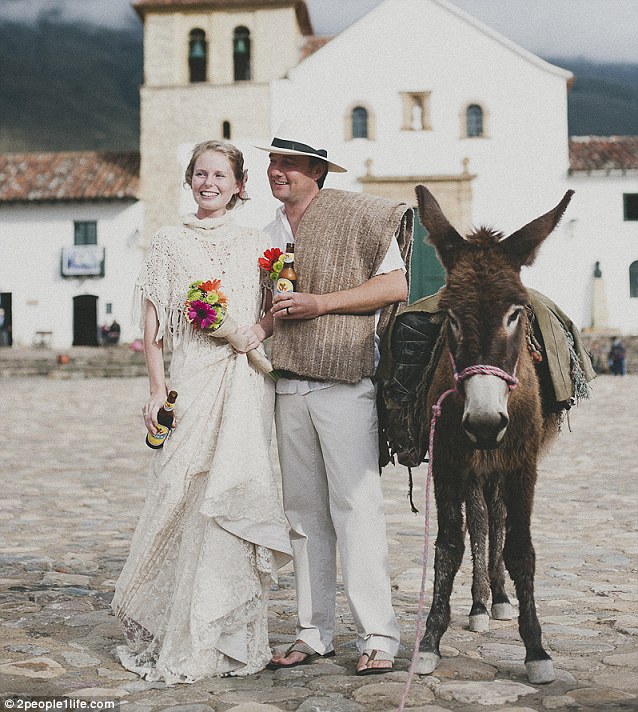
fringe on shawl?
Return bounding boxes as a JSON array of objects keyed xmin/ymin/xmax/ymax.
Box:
[{"xmin": 131, "ymin": 284, "xmax": 195, "ymax": 353}]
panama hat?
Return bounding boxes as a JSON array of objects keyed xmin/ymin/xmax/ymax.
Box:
[{"xmin": 254, "ymin": 120, "xmax": 348, "ymax": 173}]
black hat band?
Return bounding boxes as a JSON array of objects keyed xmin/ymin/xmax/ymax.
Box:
[{"xmin": 271, "ymin": 137, "xmax": 328, "ymax": 159}]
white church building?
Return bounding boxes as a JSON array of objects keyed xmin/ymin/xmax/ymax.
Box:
[{"xmin": 1, "ymin": 0, "xmax": 636, "ymax": 348}]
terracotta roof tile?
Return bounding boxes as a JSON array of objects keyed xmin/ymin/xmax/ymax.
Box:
[
  {"xmin": 0, "ymin": 151, "xmax": 140, "ymax": 203},
  {"xmin": 133, "ymin": 0, "xmax": 313, "ymax": 35},
  {"xmin": 300, "ymin": 35, "xmax": 331, "ymax": 61},
  {"xmin": 569, "ymin": 136, "xmax": 638, "ymax": 172}
]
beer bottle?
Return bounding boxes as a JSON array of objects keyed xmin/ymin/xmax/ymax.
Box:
[
  {"xmin": 145, "ymin": 390, "xmax": 178, "ymax": 449},
  {"xmin": 276, "ymin": 244, "xmax": 297, "ymax": 295}
]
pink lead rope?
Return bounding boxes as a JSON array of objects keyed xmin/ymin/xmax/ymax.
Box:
[{"xmin": 397, "ymin": 354, "xmax": 518, "ymax": 711}]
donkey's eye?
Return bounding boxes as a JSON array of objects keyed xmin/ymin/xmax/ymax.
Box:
[{"xmin": 507, "ymin": 308, "xmax": 523, "ymax": 326}]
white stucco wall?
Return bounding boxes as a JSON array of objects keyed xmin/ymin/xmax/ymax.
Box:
[
  {"xmin": 0, "ymin": 201, "xmax": 144, "ymax": 349},
  {"xmin": 525, "ymin": 171, "xmax": 638, "ymax": 334}
]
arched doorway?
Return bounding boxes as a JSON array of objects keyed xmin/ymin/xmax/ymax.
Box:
[{"xmin": 73, "ymin": 295, "xmax": 98, "ymax": 346}]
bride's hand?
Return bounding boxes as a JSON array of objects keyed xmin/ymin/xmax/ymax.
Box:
[
  {"xmin": 236, "ymin": 324, "xmax": 265, "ymax": 352},
  {"xmin": 142, "ymin": 390, "xmax": 177, "ymax": 434}
]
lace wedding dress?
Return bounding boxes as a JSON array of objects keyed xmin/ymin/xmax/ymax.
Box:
[{"xmin": 111, "ymin": 213, "xmax": 291, "ymax": 684}]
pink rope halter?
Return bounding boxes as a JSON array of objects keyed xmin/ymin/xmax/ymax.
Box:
[{"xmin": 397, "ymin": 354, "xmax": 518, "ymax": 711}]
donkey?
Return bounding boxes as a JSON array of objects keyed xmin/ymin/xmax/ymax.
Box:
[{"xmin": 413, "ymin": 186, "xmax": 574, "ymax": 684}]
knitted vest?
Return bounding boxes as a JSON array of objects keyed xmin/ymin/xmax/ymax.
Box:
[{"xmin": 271, "ymin": 189, "xmax": 413, "ymax": 383}]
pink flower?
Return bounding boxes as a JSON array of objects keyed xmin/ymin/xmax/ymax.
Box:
[{"xmin": 187, "ymin": 300, "xmax": 218, "ymax": 330}]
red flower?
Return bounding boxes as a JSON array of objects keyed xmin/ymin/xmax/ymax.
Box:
[{"xmin": 258, "ymin": 247, "xmax": 283, "ymax": 271}]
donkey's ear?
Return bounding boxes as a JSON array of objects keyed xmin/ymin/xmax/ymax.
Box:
[
  {"xmin": 415, "ymin": 185, "xmax": 465, "ymax": 270},
  {"xmin": 502, "ymin": 190, "xmax": 574, "ymax": 267}
]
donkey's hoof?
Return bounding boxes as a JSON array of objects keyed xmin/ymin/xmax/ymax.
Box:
[
  {"xmin": 469, "ymin": 612, "xmax": 490, "ymax": 632},
  {"xmin": 414, "ymin": 652, "xmax": 440, "ymax": 675},
  {"xmin": 526, "ymin": 659, "xmax": 555, "ymax": 684},
  {"xmin": 491, "ymin": 602, "xmax": 514, "ymax": 620}
]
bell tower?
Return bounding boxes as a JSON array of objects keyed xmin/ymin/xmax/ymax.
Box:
[{"xmin": 133, "ymin": 0, "xmax": 313, "ymax": 242}]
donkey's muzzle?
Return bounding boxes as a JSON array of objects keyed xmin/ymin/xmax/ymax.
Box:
[
  {"xmin": 461, "ymin": 373, "xmax": 511, "ymax": 449},
  {"xmin": 462, "ymin": 411, "xmax": 509, "ymax": 449}
]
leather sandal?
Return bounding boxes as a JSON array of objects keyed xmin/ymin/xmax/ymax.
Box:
[
  {"xmin": 266, "ymin": 640, "xmax": 336, "ymax": 670},
  {"xmin": 355, "ymin": 649, "xmax": 394, "ymax": 676}
]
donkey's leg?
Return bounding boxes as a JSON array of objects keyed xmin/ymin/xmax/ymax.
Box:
[
  {"xmin": 503, "ymin": 475, "xmax": 554, "ymax": 684},
  {"xmin": 485, "ymin": 481, "xmax": 513, "ymax": 621},
  {"xmin": 466, "ymin": 477, "xmax": 490, "ymax": 632},
  {"xmin": 416, "ymin": 489, "xmax": 465, "ymax": 675}
]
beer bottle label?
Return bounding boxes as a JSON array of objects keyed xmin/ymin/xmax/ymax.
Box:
[
  {"xmin": 276, "ymin": 278, "xmax": 295, "ymax": 294},
  {"xmin": 284, "ymin": 252, "xmax": 294, "ymax": 262},
  {"xmin": 147, "ymin": 424, "xmax": 170, "ymax": 447}
]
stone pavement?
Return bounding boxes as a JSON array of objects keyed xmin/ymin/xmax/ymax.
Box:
[{"xmin": 1, "ymin": 374, "xmax": 637, "ymax": 711}]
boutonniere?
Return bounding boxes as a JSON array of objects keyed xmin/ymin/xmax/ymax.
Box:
[{"xmin": 258, "ymin": 247, "xmax": 284, "ymax": 282}]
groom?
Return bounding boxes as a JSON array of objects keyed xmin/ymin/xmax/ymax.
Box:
[{"xmin": 255, "ymin": 121, "xmax": 413, "ymax": 674}]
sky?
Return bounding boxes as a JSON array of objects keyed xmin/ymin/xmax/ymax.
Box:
[{"xmin": 0, "ymin": 0, "xmax": 636, "ymax": 63}]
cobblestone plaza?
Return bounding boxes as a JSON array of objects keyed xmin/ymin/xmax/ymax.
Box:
[{"xmin": 1, "ymin": 374, "xmax": 637, "ymax": 710}]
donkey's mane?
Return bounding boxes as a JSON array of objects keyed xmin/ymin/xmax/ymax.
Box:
[{"xmin": 464, "ymin": 227, "xmax": 506, "ymax": 245}]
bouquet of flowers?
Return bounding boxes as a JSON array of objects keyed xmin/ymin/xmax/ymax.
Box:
[
  {"xmin": 185, "ymin": 279, "xmax": 273, "ymax": 376},
  {"xmin": 258, "ymin": 247, "xmax": 284, "ymax": 283},
  {"xmin": 185, "ymin": 279, "xmax": 227, "ymax": 330}
]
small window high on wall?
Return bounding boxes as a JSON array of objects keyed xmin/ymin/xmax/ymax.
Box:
[
  {"xmin": 630, "ymin": 261, "xmax": 638, "ymax": 298},
  {"xmin": 233, "ymin": 26, "xmax": 251, "ymax": 81},
  {"xmin": 624, "ymin": 194, "xmax": 638, "ymax": 221},
  {"xmin": 189, "ymin": 29, "xmax": 207, "ymax": 83},
  {"xmin": 466, "ymin": 104, "xmax": 484, "ymax": 137},
  {"xmin": 74, "ymin": 221, "xmax": 97, "ymax": 245},
  {"xmin": 222, "ymin": 121, "xmax": 231, "ymax": 140},
  {"xmin": 352, "ymin": 107, "xmax": 368, "ymax": 139}
]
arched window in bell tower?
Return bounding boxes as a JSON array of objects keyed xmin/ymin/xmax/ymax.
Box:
[
  {"xmin": 188, "ymin": 28, "xmax": 207, "ymax": 83},
  {"xmin": 233, "ymin": 26, "xmax": 251, "ymax": 81}
]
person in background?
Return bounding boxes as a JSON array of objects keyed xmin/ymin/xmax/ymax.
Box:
[
  {"xmin": 0, "ymin": 308, "xmax": 8, "ymax": 347},
  {"xmin": 106, "ymin": 319, "xmax": 121, "ymax": 345},
  {"xmin": 608, "ymin": 336, "xmax": 627, "ymax": 375}
]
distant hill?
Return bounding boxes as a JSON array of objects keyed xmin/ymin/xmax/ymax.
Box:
[
  {"xmin": 548, "ymin": 57, "xmax": 638, "ymax": 136},
  {"xmin": 0, "ymin": 19, "xmax": 142, "ymax": 152},
  {"xmin": 0, "ymin": 20, "xmax": 636, "ymax": 153}
]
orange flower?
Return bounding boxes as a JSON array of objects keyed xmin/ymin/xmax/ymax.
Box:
[{"xmin": 200, "ymin": 279, "xmax": 222, "ymax": 293}]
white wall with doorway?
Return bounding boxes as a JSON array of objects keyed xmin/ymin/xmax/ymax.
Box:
[{"xmin": 0, "ymin": 201, "xmax": 144, "ymax": 349}]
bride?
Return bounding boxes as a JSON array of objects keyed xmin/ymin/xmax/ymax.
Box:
[{"xmin": 111, "ymin": 140, "xmax": 291, "ymax": 683}]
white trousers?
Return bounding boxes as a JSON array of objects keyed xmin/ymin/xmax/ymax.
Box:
[{"xmin": 275, "ymin": 378, "xmax": 400, "ymax": 657}]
